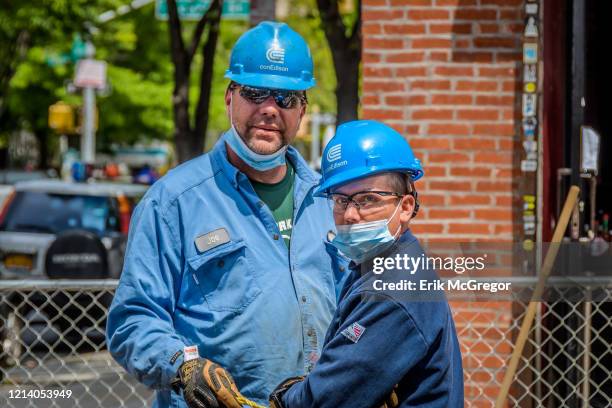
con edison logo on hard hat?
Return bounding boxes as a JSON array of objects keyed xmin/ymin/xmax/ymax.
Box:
[
  {"xmin": 266, "ymin": 47, "xmax": 285, "ymax": 64},
  {"xmin": 327, "ymin": 144, "xmax": 342, "ymax": 162}
]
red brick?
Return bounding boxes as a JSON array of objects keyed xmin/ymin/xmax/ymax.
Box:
[
  {"xmin": 363, "ymin": 23, "xmax": 382, "ymax": 35},
  {"xmin": 454, "ymin": 9, "xmax": 497, "ymax": 20},
  {"xmin": 451, "ymin": 52, "xmax": 493, "ymax": 63},
  {"xmin": 412, "ymin": 38, "xmax": 453, "ymax": 48},
  {"xmin": 454, "ymin": 39, "xmax": 471, "ymax": 49},
  {"xmin": 434, "ymin": 66, "xmax": 474, "ymax": 76},
  {"xmin": 409, "ymin": 138, "xmax": 450, "ymax": 150},
  {"xmin": 494, "ymin": 224, "xmax": 514, "ymax": 235},
  {"xmin": 385, "ymin": 51, "xmax": 425, "ymax": 63},
  {"xmin": 431, "ymin": 94, "xmax": 472, "ymax": 105},
  {"xmin": 411, "ymin": 80, "xmax": 451, "ymax": 90},
  {"xmin": 363, "ymin": 38, "xmax": 404, "ymax": 49},
  {"xmin": 364, "ymin": 67, "xmax": 393, "ymax": 77},
  {"xmin": 419, "ymin": 194, "xmax": 445, "ymax": 206},
  {"xmin": 383, "ymin": 24, "xmax": 426, "ymax": 35},
  {"xmin": 473, "ymin": 123, "xmax": 514, "ymax": 136},
  {"xmin": 362, "ymin": 109, "xmax": 403, "ymax": 120},
  {"xmin": 386, "ymin": 95, "xmax": 427, "ymax": 106},
  {"xmin": 364, "ymin": 0, "xmax": 387, "ymax": 5},
  {"xmin": 474, "ymin": 209, "xmax": 512, "ymax": 222},
  {"xmin": 500, "ymin": 10, "xmax": 522, "ymax": 20},
  {"xmin": 428, "ymin": 123, "xmax": 471, "ymax": 136},
  {"xmin": 430, "ymin": 51, "xmax": 450, "ymax": 62},
  {"xmin": 389, "ymin": 0, "xmax": 431, "ymax": 4},
  {"xmin": 396, "ymin": 67, "xmax": 428, "ymax": 76},
  {"xmin": 478, "ymin": 67, "xmax": 517, "ymax": 77},
  {"xmin": 496, "ymin": 52, "xmax": 522, "ymax": 63},
  {"xmin": 408, "ymin": 9, "xmax": 450, "ymax": 20},
  {"xmin": 362, "ymin": 94, "xmax": 380, "ymax": 105},
  {"xmin": 448, "ymin": 223, "xmax": 490, "ymax": 235},
  {"xmin": 429, "ymin": 181, "xmax": 472, "ymax": 191},
  {"xmin": 479, "ymin": 23, "xmax": 500, "ymax": 34},
  {"xmin": 474, "ymin": 37, "xmax": 517, "ymax": 48},
  {"xmin": 502, "ymin": 80, "xmax": 519, "ymax": 92},
  {"xmin": 364, "ymin": 10, "xmax": 404, "ymax": 21},
  {"xmin": 453, "ymin": 138, "xmax": 496, "ymax": 150},
  {"xmin": 449, "ymin": 194, "xmax": 491, "ymax": 205},
  {"xmin": 422, "ymin": 165, "xmax": 446, "ymax": 177},
  {"xmin": 457, "ymin": 109, "xmax": 499, "ymax": 121},
  {"xmin": 363, "ymin": 52, "xmax": 382, "ymax": 63},
  {"xmin": 476, "ymin": 152, "xmax": 513, "ymax": 165},
  {"xmin": 476, "ymin": 95, "xmax": 515, "ymax": 106},
  {"xmin": 435, "ymin": 0, "xmax": 477, "ymax": 5},
  {"xmin": 481, "ymin": 0, "xmax": 522, "ymax": 5},
  {"xmin": 506, "ymin": 23, "xmax": 524, "ymax": 34},
  {"xmin": 411, "ymin": 223, "xmax": 444, "ymax": 234},
  {"xmin": 456, "ymin": 81, "xmax": 498, "ymax": 91},
  {"xmin": 429, "ymin": 23, "xmax": 472, "ymax": 35},
  {"xmin": 363, "ymin": 81, "xmax": 404, "ymax": 92},
  {"xmin": 495, "ymin": 196, "xmax": 512, "ymax": 206},
  {"xmin": 476, "ymin": 181, "xmax": 513, "ymax": 191},
  {"xmin": 429, "ymin": 209, "xmax": 471, "ymax": 219},
  {"xmin": 429, "ymin": 152, "xmax": 470, "ymax": 163},
  {"xmin": 412, "ymin": 109, "xmax": 454, "ymax": 120}
]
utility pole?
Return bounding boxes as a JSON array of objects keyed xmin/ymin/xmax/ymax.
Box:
[{"xmin": 81, "ymin": 42, "xmax": 96, "ymax": 163}]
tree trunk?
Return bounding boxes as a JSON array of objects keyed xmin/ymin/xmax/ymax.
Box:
[
  {"xmin": 316, "ymin": 0, "xmax": 361, "ymax": 125},
  {"xmin": 167, "ymin": 0, "xmax": 222, "ymax": 164},
  {"xmin": 34, "ymin": 130, "xmax": 48, "ymax": 169},
  {"xmin": 194, "ymin": 0, "xmax": 222, "ymax": 153}
]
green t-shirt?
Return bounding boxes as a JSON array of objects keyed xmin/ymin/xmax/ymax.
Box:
[{"xmin": 250, "ymin": 162, "xmax": 295, "ymax": 247}]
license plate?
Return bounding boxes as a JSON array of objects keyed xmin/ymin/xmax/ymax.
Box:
[{"xmin": 3, "ymin": 254, "xmax": 34, "ymax": 270}]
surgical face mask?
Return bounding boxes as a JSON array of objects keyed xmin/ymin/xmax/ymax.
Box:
[
  {"xmin": 225, "ymin": 93, "xmax": 288, "ymax": 171},
  {"xmin": 331, "ymin": 200, "xmax": 402, "ymax": 264}
]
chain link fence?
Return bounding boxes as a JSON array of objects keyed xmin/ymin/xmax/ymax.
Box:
[{"xmin": 0, "ymin": 278, "xmax": 610, "ymax": 407}]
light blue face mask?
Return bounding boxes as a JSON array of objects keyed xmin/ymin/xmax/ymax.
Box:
[
  {"xmin": 225, "ymin": 94, "xmax": 288, "ymax": 171},
  {"xmin": 331, "ymin": 201, "xmax": 402, "ymax": 264}
]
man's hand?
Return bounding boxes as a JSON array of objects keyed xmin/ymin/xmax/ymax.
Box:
[
  {"xmin": 174, "ymin": 358, "xmax": 265, "ymax": 408},
  {"xmin": 269, "ymin": 376, "xmax": 399, "ymax": 408}
]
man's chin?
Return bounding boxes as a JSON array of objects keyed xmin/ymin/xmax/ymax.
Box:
[{"xmin": 247, "ymin": 130, "xmax": 284, "ymax": 154}]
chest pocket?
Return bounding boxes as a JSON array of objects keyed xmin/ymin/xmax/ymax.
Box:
[{"xmin": 187, "ymin": 239, "xmax": 262, "ymax": 312}]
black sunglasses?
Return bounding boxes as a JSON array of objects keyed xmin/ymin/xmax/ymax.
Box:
[{"xmin": 237, "ymin": 85, "xmax": 306, "ymax": 109}]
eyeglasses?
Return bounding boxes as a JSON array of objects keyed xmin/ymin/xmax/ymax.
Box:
[
  {"xmin": 237, "ymin": 85, "xmax": 306, "ymax": 109},
  {"xmin": 327, "ymin": 191, "xmax": 404, "ymax": 214}
]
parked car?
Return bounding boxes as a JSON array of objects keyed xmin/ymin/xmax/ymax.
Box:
[{"xmin": 0, "ymin": 179, "xmax": 147, "ymax": 364}]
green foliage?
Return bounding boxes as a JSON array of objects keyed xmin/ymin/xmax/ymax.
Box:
[{"xmin": 2, "ymin": 0, "xmax": 342, "ymax": 163}]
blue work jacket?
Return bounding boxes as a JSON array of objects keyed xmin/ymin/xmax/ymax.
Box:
[
  {"xmin": 282, "ymin": 230, "xmax": 464, "ymax": 408},
  {"xmin": 106, "ymin": 133, "xmax": 348, "ymax": 407}
]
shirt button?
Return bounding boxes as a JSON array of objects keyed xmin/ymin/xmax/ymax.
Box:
[
  {"xmin": 339, "ymin": 266, "xmax": 345, "ymax": 272},
  {"xmin": 217, "ymin": 260, "xmax": 224, "ymax": 268},
  {"xmin": 273, "ymin": 234, "xmax": 279, "ymax": 240},
  {"xmin": 301, "ymin": 296, "xmax": 307, "ymax": 303},
  {"xmin": 257, "ymin": 201, "xmax": 264, "ymax": 208},
  {"xmin": 307, "ymin": 328, "xmax": 315, "ymax": 337}
]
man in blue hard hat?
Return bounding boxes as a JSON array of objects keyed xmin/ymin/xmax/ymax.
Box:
[
  {"xmin": 107, "ymin": 22, "xmax": 348, "ymax": 408},
  {"xmin": 195, "ymin": 120, "xmax": 464, "ymax": 407}
]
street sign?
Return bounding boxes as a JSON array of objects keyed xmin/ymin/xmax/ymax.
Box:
[
  {"xmin": 74, "ymin": 59, "xmax": 107, "ymax": 89},
  {"xmin": 155, "ymin": 0, "xmax": 249, "ymax": 20}
]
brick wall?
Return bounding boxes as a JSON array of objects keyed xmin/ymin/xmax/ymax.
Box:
[
  {"xmin": 361, "ymin": 1, "xmax": 525, "ymax": 405},
  {"xmin": 362, "ymin": 0, "xmax": 523, "ymax": 242}
]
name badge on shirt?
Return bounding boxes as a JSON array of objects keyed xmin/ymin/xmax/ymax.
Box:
[{"xmin": 195, "ymin": 228, "xmax": 230, "ymax": 253}]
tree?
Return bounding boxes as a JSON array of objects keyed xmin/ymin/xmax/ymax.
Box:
[
  {"xmin": 167, "ymin": 0, "xmax": 222, "ymax": 163},
  {"xmin": 0, "ymin": 1, "xmax": 104, "ymax": 126},
  {"xmin": 315, "ymin": 0, "xmax": 361, "ymax": 125}
]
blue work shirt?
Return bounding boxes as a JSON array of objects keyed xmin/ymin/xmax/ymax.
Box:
[
  {"xmin": 283, "ymin": 229, "xmax": 464, "ymax": 408},
  {"xmin": 106, "ymin": 133, "xmax": 348, "ymax": 407}
]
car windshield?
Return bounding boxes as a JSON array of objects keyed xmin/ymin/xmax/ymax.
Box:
[{"xmin": 0, "ymin": 191, "xmax": 113, "ymax": 235}]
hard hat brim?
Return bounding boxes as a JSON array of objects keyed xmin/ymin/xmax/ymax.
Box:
[
  {"xmin": 225, "ymin": 71, "xmax": 315, "ymax": 91},
  {"xmin": 314, "ymin": 166, "xmax": 423, "ymax": 197}
]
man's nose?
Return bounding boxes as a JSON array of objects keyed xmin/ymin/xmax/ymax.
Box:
[{"xmin": 257, "ymin": 96, "xmax": 280, "ymax": 116}]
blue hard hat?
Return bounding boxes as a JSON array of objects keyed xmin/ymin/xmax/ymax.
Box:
[
  {"xmin": 314, "ymin": 120, "xmax": 424, "ymax": 197},
  {"xmin": 225, "ymin": 21, "xmax": 315, "ymax": 91}
]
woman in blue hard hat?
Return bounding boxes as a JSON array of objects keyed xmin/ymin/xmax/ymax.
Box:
[
  {"xmin": 107, "ymin": 21, "xmax": 349, "ymax": 408},
  {"xmin": 195, "ymin": 120, "xmax": 464, "ymax": 407}
]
